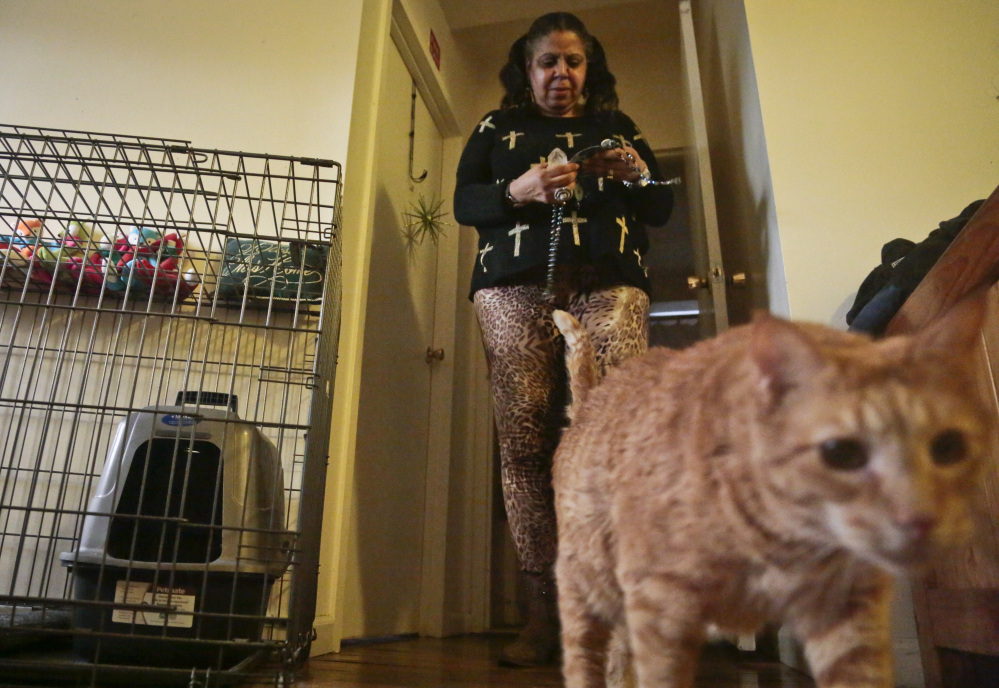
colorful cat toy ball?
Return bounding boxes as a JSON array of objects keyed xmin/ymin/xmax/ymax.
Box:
[
  {"xmin": 64, "ymin": 220, "xmax": 90, "ymax": 246},
  {"xmin": 100, "ymin": 255, "xmax": 125, "ymax": 291},
  {"xmin": 154, "ymin": 233, "xmax": 184, "ymax": 272},
  {"xmin": 127, "ymin": 226, "xmax": 160, "ymax": 249},
  {"xmin": 159, "ymin": 232, "xmax": 184, "ymax": 258},
  {"xmin": 117, "ymin": 227, "xmax": 159, "ymax": 273}
]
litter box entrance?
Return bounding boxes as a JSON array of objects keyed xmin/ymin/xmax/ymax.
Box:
[{"xmin": 108, "ymin": 439, "xmax": 224, "ymax": 563}]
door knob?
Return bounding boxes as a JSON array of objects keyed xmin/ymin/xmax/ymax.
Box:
[
  {"xmin": 425, "ymin": 347, "xmax": 445, "ymax": 364},
  {"xmin": 687, "ymin": 276, "xmax": 708, "ymax": 290},
  {"xmin": 728, "ymin": 272, "xmax": 747, "ymax": 287}
]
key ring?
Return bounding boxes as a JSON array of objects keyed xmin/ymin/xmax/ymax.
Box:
[{"xmin": 544, "ymin": 187, "xmax": 571, "ymax": 302}]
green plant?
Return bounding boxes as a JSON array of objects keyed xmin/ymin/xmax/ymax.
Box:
[{"xmin": 402, "ymin": 193, "xmax": 451, "ymax": 250}]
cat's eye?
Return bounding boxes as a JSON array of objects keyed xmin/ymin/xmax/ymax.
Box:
[
  {"xmin": 930, "ymin": 429, "xmax": 968, "ymax": 466},
  {"xmin": 820, "ymin": 438, "xmax": 869, "ymax": 471}
]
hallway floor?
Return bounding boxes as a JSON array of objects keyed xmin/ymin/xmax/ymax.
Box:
[{"xmin": 296, "ymin": 633, "xmax": 817, "ymax": 687}]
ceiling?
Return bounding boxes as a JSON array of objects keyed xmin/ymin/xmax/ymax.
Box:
[
  {"xmin": 438, "ymin": 0, "xmax": 640, "ymax": 30},
  {"xmin": 440, "ymin": 0, "xmax": 671, "ymax": 97}
]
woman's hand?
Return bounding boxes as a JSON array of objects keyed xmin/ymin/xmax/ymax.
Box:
[
  {"xmin": 579, "ymin": 146, "xmax": 648, "ymax": 184},
  {"xmin": 507, "ymin": 162, "xmax": 580, "ymax": 205}
]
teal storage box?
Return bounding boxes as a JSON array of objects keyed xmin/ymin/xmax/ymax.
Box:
[{"xmin": 216, "ymin": 238, "xmax": 325, "ymax": 302}]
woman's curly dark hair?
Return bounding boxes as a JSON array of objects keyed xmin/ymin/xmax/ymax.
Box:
[{"xmin": 499, "ymin": 12, "xmax": 619, "ymax": 113}]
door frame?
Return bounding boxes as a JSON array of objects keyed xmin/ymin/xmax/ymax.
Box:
[
  {"xmin": 315, "ymin": 0, "xmax": 492, "ymax": 654},
  {"xmin": 678, "ymin": 0, "xmax": 728, "ymax": 336},
  {"xmin": 391, "ymin": 3, "xmax": 497, "ymax": 637},
  {"xmin": 389, "ymin": 8, "xmax": 459, "ymax": 639}
]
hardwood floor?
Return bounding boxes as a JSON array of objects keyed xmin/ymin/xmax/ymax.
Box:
[{"xmin": 296, "ymin": 633, "xmax": 816, "ymax": 687}]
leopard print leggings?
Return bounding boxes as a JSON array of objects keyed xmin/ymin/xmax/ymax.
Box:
[{"xmin": 473, "ymin": 283, "xmax": 649, "ymax": 574}]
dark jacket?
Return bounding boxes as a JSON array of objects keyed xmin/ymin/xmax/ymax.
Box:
[{"xmin": 847, "ymin": 199, "xmax": 986, "ymax": 334}]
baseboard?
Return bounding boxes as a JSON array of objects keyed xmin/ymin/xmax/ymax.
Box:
[
  {"xmin": 444, "ymin": 611, "xmax": 490, "ymax": 637},
  {"xmin": 310, "ymin": 616, "xmax": 340, "ymax": 657}
]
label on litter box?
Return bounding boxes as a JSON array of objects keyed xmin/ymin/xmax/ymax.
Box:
[
  {"xmin": 112, "ymin": 580, "xmax": 196, "ymax": 628},
  {"xmin": 161, "ymin": 414, "xmax": 199, "ymax": 427}
]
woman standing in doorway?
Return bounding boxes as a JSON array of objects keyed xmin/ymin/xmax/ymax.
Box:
[{"xmin": 454, "ymin": 12, "xmax": 674, "ymax": 666}]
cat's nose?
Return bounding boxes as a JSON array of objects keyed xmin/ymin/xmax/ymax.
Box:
[{"xmin": 897, "ymin": 513, "xmax": 938, "ymax": 541}]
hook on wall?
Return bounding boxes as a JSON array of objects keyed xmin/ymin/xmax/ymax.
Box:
[{"xmin": 409, "ymin": 81, "xmax": 428, "ymax": 184}]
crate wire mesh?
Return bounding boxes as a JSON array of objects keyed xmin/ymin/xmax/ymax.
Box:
[{"xmin": 0, "ymin": 124, "xmax": 342, "ymax": 686}]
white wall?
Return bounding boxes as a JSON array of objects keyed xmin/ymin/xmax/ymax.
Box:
[
  {"xmin": 0, "ymin": 0, "xmax": 362, "ymax": 162},
  {"xmin": 744, "ymin": 0, "xmax": 999, "ymax": 325}
]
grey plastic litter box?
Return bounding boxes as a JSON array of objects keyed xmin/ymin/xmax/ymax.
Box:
[{"xmin": 59, "ymin": 392, "xmax": 290, "ymax": 668}]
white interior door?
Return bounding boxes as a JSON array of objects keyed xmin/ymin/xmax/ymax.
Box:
[{"xmin": 341, "ymin": 37, "xmax": 444, "ymax": 639}]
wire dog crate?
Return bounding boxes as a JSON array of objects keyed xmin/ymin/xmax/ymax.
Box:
[{"xmin": 0, "ymin": 124, "xmax": 343, "ymax": 686}]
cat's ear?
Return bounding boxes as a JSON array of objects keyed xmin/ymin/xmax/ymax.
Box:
[
  {"xmin": 750, "ymin": 312, "xmax": 826, "ymax": 403},
  {"xmin": 908, "ymin": 287, "xmax": 988, "ymax": 362}
]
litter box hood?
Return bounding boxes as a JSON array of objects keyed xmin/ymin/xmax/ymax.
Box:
[{"xmin": 60, "ymin": 397, "xmax": 291, "ymax": 579}]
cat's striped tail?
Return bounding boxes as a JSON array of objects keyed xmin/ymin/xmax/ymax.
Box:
[{"xmin": 552, "ymin": 310, "xmax": 600, "ymax": 421}]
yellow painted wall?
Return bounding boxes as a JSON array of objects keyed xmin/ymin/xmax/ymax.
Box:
[
  {"xmin": 744, "ymin": 0, "xmax": 999, "ymax": 323},
  {"xmin": 0, "ymin": 0, "xmax": 370, "ymax": 655},
  {"xmin": 0, "ymin": 0, "xmax": 362, "ymax": 161}
]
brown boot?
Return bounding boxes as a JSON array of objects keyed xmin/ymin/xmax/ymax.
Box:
[{"xmin": 499, "ymin": 571, "xmax": 561, "ymax": 667}]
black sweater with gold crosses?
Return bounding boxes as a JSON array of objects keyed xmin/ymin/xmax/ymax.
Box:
[{"xmin": 454, "ymin": 106, "xmax": 673, "ymax": 298}]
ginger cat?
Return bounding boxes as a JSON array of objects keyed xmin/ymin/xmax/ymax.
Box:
[{"xmin": 551, "ymin": 294, "xmax": 992, "ymax": 688}]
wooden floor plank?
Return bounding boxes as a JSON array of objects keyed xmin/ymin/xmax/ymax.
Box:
[{"xmin": 296, "ymin": 634, "xmax": 816, "ymax": 687}]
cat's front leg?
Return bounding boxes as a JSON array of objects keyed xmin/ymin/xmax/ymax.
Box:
[
  {"xmin": 604, "ymin": 623, "xmax": 635, "ymax": 688},
  {"xmin": 621, "ymin": 574, "xmax": 704, "ymax": 688},
  {"xmin": 559, "ymin": 588, "xmax": 614, "ymax": 688},
  {"xmin": 795, "ymin": 577, "xmax": 894, "ymax": 688}
]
